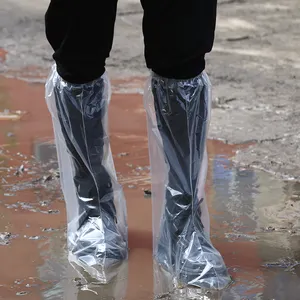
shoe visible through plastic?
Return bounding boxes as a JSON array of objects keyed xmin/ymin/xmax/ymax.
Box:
[
  {"xmin": 69, "ymin": 214, "xmax": 127, "ymax": 280},
  {"xmin": 145, "ymin": 72, "xmax": 231, "ymax": 290},
  {"xmin": 45, "ymin": 65, "xmax": 128, "ymax": 283},
  {"xmin": 70, "ymin": 258, "xmax": 129, "ymax": 299},
  {"xmin": 68, "ymin": 214, "xmax": 127, "ymax": 283}
]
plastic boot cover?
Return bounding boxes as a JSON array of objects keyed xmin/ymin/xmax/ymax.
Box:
[
  {"xmin": 144, "ymin": 72, "xmax": 231, "ymax": 291},
  {"xmin": 45, "ymin": 65, "xmax": 128, "ymax": 283},
  {"xmin": 154, "ymin": 260, "xmax": 225, "ymax": 300},
  {"xmin": 72, "ymin": 261, "xmax": 129, "ymax": 300}
]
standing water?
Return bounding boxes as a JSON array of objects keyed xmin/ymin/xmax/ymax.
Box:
[{"xmin": 1, "ymin": 76, "xmax": 300, "ymax": 299}]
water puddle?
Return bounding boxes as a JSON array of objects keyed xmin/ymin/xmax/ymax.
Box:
[
  {"xmin": 1, "ymin": 76, "xmax": 300, "ymax": 299},
  {"xmin": 0, "ymin": 48, "xmax": 7, "ymax": 64}
]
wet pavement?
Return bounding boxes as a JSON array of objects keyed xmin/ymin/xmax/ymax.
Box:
[{"xmin": 1, "ymin": 76, "xmax": 300, "ymax": 300}]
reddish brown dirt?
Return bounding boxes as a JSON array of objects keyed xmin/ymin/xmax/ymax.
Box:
[
  {"xmin": 0, "ymin": 76, "xmax": 280, "ymax": 299},
  {"xmin": 0, "ymin": 48, "xmax": 7, "ymax": 63}
]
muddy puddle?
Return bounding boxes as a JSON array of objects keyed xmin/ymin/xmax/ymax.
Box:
[{"xmin": 1, "ymin": 76, "xmax": 300, "ymax": 300}]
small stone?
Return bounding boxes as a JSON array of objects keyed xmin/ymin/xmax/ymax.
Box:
[
  {"xmin": 136, "ymin": 166, "xmax": 143, "ymax": 171},
  {"xmin": 42, "ymin": 228, "xmax": 57, "ymax": 232},
  {"xmin": 0, "ymin": 232, "xmax": 11, "ymax": 245},
  {"xmin": 265, "ymin": 226, "xmax": 275, "ymax": 232},
  {"xmin": 74, "ymin": 277, "xmax": 83, "ymax": 287},
  {"xmin": 4, "ymin": 193, "xmax": 16, "ymax": 197},
  {"xmin": 19, "ymin": 203, "xmax": 33, "ymax": 210},
  {"xmin": 5, "ymin": 204, "xmax": 14, "ymax": 209},
  {"xmin": 16, "ymin": 291, "xmax": 28, "ymax": 296},
  {"xmin": 117, "ymin": 152, "xmax": 129, "ymax": 157},
  {"xmin": 43, "ymin": 175, "xmax": 53, "ymax": 182},
  {"xmin": 39, "ymin": 200, "xmax": 50, "ymax": 207},
  {"xmin": 29, "ymin": 236, "xmax": 40, "ymax": 240},
  {"xmin": 49, "ymin": 169, "xmax": 60, "ymax": 178},
  {"xmin": 47, "ymin": 209, "xmax": 60, "ymax": 214},
  {"xmin": 14, "ymin": 165, "xmax": 25, "ymax": 176},
  {"xmin": 144, "ymin": 190, "xmax": 152, "ymax": 198},
  {"xmin": 26, "ymin": 171, "xmax": 35, "ymax": 175}
]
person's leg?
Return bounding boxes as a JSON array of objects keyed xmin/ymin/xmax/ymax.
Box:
[
  {"xmin": 142, "ymin": 0, "xmax": 231, "ymax": 289},
  {"xmin": 52, "ymin": 80, "xmax": 116, "ymax": 225},
  {"xmin": 140, "ymin": 0, "xmax": 217, "ymax": 80},
  {"xmin": 45, "ymin": 0, "xmax": 128, "ymax": 279},
  {"xmin": 45, "ymin": 0, "xmax": 117, "ymax": 84}
]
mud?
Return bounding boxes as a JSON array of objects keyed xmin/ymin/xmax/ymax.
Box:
[
  {"xmin": 1, "ymin": 0, "xmax": 300, "ymax": 179},
  {"xmin": 1, "ymin": 77, "xmax": 300, "ymax": 299}
]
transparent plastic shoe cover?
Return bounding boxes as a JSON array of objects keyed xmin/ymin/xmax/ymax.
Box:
[
  {"xmin": 72, "ymin": 261, "xmax": 129, "ymax": 300},
  {"xmin": 144, "ymin": 72, "xmax": 231, "ymax": 293},
  {"xmin": 45, "ymin": 65, "xmax": 128, "ymax": 283}
]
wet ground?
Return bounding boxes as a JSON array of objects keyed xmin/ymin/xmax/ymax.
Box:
[
  {"xmin": 1, "ymin": 77, "xmax": 300, "ymax": 300},
  {"xmin": 1, "ymin": 0, "xmax": 300, "ymax": 180}
]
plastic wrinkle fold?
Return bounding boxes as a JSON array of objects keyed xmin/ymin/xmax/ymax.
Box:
[
  {"xmin": 45, "ymin": 64, "xmax": 230, "ymax": 291},
  {"xmin": 144, "ymin": 71, "xmax": 231, "ymax": 291},
  {"xmin": 45, "ymin": 65, "xmax": 128, "ymax": 283}
]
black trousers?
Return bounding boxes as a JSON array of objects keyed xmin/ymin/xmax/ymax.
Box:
[
  {"xmin": 45, "ymin": 0, "xmax": 217, "ymax": 83},
  {"xmin": 47, "ymin": 0, "xmax": 216, "ymax": 227}
]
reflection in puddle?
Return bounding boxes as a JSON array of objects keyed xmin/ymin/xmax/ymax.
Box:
[
  {"xmin": 208, "ymin": 149, "xmax": 300, "ymax": 300},
  {"xmin": 3, "ymin": 138, "xmax": 300, "ymax": 300},
  {"xmin": 39, "ymin": 247, "xmax": 129, "ymax": 300},
  {"xmin": 153, "ymin": 262, "xmax": 226, "ymax": 300},
  {"xmin": 1, "ymin": 77, "xmax": 300, "ymax": 299},
  {"xmin": 33, "ymin": 139, "xmax": 58, "ymax": 171}
]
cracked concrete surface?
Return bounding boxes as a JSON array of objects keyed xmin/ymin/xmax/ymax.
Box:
[{"xmin": 0, "ymin": 0, "xmax": 299, "ymax": 180}]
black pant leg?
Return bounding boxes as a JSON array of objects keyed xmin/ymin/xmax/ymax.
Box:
[
  {"xmin": 45, "ymin": 0, "xmax": 118, "ymax": 84},
  {"xmin": 141, "ymin": 0, "xmax": 217, "ymax": 79},
  {"xmin": 45, "ymin": 0, "xmax": 118, "ymax": 225}
]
